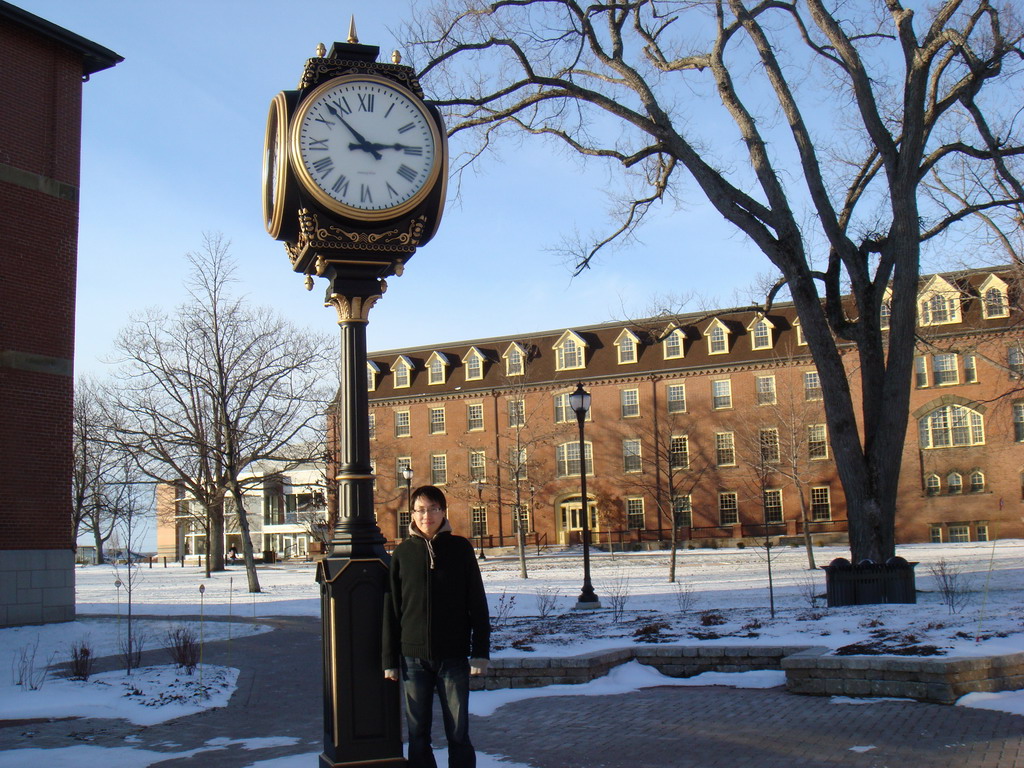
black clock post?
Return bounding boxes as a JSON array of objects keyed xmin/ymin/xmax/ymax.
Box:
[{"xmin": 262, "ymin": 23, "xmax": 447, "ymax": 768}]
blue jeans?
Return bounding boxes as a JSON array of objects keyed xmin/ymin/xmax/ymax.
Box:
[{"xmin": 401, "ymin": 657, "xmax": 475, "ymax": 768}]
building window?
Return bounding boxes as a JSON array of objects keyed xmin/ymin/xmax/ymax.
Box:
[
  {"xmin": 394, "ymin": 362, "xmax": 411, "ymax": 388},
  {"xmin": 930, "ymin": 525, "xmax": 943, "ymax": 543},
  {"xmin": 554, "ymin": 392, "xmax": 577, "ymax": 424},
  {"xmin": 933, "ymin": 353, "xmax": 958, "ymax": 385},
  {"xmin": 808, "ymin": 424, "xmax": 828, "ymax": 460},
  {"xmin": 708, "ymin": 324, "xmax": 728, "ymax": 354},
  {"xmin": 623, "ymin": 439, "xmax": 642, "ymax": 473},
  {"xmin": 879, "ymin": 301, "xmax": 891, "ymax": 330},
  {"xmin": 513, "ymin": 504, "xmax": 531, "ymax": 533},
  {"xmin": 557, "ymin": 441, "xmax": 593, "ymax": 477},
  {"xmin": 664, "ymin": 329, "xmax": 684, "ymax": 359},
  {"xmin": 469, "ymin": 450, "xmax": 486, "ymax": 482},
  {"xmin": 925, "ymin": 474, "xmax": 941, "ymax": 495},
  {"xmin": 947, "ymin": 472, "xmax": 962, "ymax": 494},
  {"xmin": 669, "ymin": 435, "xmax": 689, "ymax": 470},
  {"xmin": 616, "ymin": 332, "xmax": 638, "ymax": 364},
  {"xmin": 672, "ymin": 495, "xmax": 692, "ymax": 527},
  {"xmin": 804, "ymin": 370, "xmax": 822, "ymax": 401},
  {"xmin": 666, "ymin": 383, "xmax": 687, "ymax": 413},
  {"xmin": 763, "ymin": 489, "xmax": 783, "ymax": 524},
  {"xmin": 399, "ymin": 508, "xmax": 412, "ymax": 533},
  {"xmin": 471, "ymin": 506, "xmax": 488, "ymax": 538},
  {"xmin": 396, "ymin": 457, "xmax": 412, "ymax": 486},
  {"xmin": 810, "ymin": 486, "xmax": 831, "ymax": 521},
  {"xmin": 976, "ymin": 524, "xmax": 989, "ymax": 542},
  {"xmin": 428, "ymin": 355, "xmax": 447, "ymax": 385},
  {"xmin": 918, "ymin": 404, "xmax": 985, "ymax": 449},
  {"xmin": 1009, "ymin": 347, "xmax": 1024, "ymax": 377},
  {"xmin": 759, "ymin": 428, "xmax": 780, "ymax": 464},
  {"xmin": 719, "ymin": 492, "xmax": 739, "ymax": 525},
  {"xmin": 756, "ymin": 375, "xmax": 777, "ymax": 405},
  {"xmin": 429, "ymin": 407, "xmax": 446, "ymax": 435},
  {"xmin": 620, "ymin": 388, "xmax": 640, "ymax": 418},
  {"xmin": 970, "ymin": 470, "xmax": 985, "ymax": 493},
  {"xmin": 395, "ymin": 410, "xmax": 411, "ymax": 438},
  {"xmin": 465, "ymin": 354, "xmax": 483, "ymax": 381},
  {"xmin": 467, "ymin": 403, "xmax": 484, "ymax": 432},
  {"xmin": 430, "ymin": 454, "xmax": 447, "ymax": 485},
  {"xmin": 915, "ymin": 356, "xmax": 928, "ymax": 388},
  {"xmin": 505, "ymin": 345, "xmax": 525, "ymax": 376},
  {"xmin": 795, "ymin": 320, "xmax": 807, "ymax": 345},
  {"xmin": 983, "ymin": 287, "xmax": 1008, "ymax": 318},
  {"xmin": 1015, "ymin": 403, "xmax": 1024, "ymax": 442},
  {"xmin": 716, "ymin": 432, "xmax": 736, "ymax": 466},
  {"xmin": 626, "ymin": 497, "xmax": 645, "ymax": 529},
  {"xmin": 712, "ymin": 379, "xmax": 732, "ymax": 410},
  {"xmin": 555, "ymin": 335, "xmax": 585, "ymax": 370},
  {"xmin": 751, "ymin": 320, "xmax": 772, "ymax": 350},
  {"xmin": 964, "ymin": 355, "xmax": 978, "ymax": 384},
  {"xmin": 367, "ymin": 364, "xmax": 378, "ymax": 392},
  {"xmin": 948, "ymin": 525, "xmax": 970, "ymax": 543},
  {"xmin": 509, "ymin": 447, "xmax": 528, "ymax": 481},
  {"xmin": 508, "ymin": 399, "xmax": 526, "ymax": 428},
  {"xmin": 920, "ymin": 292, "xmax": 960, "ymax": 326},
  {"xmin": 368, "ymin": 412, "xmax": 376, "ymax": 440}
]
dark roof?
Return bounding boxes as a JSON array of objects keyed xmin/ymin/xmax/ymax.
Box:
[{"xmin": 0, "ymin": 0, "xmax": 122, "ymax": 75}]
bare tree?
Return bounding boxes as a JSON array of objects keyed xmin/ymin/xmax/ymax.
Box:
[
  {"xmin": 405, "ymin": 0, "xmax": 1024, "ymax": 562},
  {"xmin": 107, "ymin": 234, "xmax": 335, "ymax": 591}
]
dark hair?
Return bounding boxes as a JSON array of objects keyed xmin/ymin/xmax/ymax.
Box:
[{"xmin": 410, "ymin": 485, "xmax": 447, "ymax": 511}]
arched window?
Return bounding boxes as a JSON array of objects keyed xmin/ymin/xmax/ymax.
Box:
[
  {"xmin": 946, "ymin": 472, "xmax": 962, "ymax": 494},
  {"xmin": 984, "ymin": 287, "xmax": 1008, "ymax": 318},
  {"xmin": 918, "ymin": 404, "xmax": 985, "ymax": 449},
  {"xmin": 925, "ymin": 474, "xmax": 941, "ymax": 495},
  {"xmin": 970, "ymin": 471, "xmax": 985, "ymax": 493}
]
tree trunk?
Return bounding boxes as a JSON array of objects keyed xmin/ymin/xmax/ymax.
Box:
[{"xmin": 230, "ymin": 483, "xmax": 262, "ymax": 593}]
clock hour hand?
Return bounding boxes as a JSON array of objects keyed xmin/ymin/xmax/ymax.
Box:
[
  {"xmin": 327, "ymin": 108, "xmax": 383, "ymax": 160},
  {"xmin": 362, "ymin": 142, "xmax": 419, "ymax": 154}
]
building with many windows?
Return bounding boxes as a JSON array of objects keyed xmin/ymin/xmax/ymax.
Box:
[{"xmin": 359, "ymin": 266, "xmax": 1024, "ymax": 552}]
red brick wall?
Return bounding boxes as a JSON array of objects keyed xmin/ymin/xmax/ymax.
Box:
[{"xmin": 0, "ymin": 17, "xmax": 85, "ymax": 551}]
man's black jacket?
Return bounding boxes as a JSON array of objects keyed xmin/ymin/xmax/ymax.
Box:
[{"xmin": 382, "ymin": 525, "xmax": 490, "ymax": 669}]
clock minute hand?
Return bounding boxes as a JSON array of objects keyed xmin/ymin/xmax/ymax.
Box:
[{"xmin": 327, "ymin": 108, "xmax": 383, "ymax": 160}]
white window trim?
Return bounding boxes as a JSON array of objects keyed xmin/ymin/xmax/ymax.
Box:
[
  {"xmin": 614, "ymin": 329, "xmax": 641, "ymax": 365},
  {"xmin": 705, "ymin": 319, "xmax": 731, "ymax": 355},
  {"xmin": 552, "ymin": 330, "xmax": 588, "ymax": 372}
]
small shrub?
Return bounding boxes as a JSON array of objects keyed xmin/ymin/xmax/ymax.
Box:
[
  {"xmin": 12, "ymin": 636, "xmax": 54, "ymax": 690},
  {"xmin": 165, "ymin": 626, "xmax": 201, "ymax": 673},
  {"xmin": 860, "ymin": 617, "xmax": 884, "ymax": 628},
  {"xmin": 605, "ymin": 572, "xmax": 630, "ymax": 623},
  {"xmin": 742, "ymin": 619, "xmax": 762, "ymax": 631},
  {"xmin": 491, "ymin": 590, "xmax": 517, "ymax": 629},
  {"xmin": 634, "ymin": 621, "xmax": 671, "ymax": 643},
  {"xmin": 699, "ymin": 610, "xmax": 726, "ymax": 626},
  {"xmin": 929, "ymin": 558, "xmax": 973, "ymax": 615},
  {"xmin": 672, "ymin": 582, "xmax": 696, "ymax": 614},
  {"xmin": 534, "ymin": 585, "xmax": 560, "ymax": 620},
  {"xmin": 120, "ymin": 631, "xmax": 147, "ymax": 671},
  {"xmin": 68, "ymin": 638, "xmax": 96, "ymax": 681}
]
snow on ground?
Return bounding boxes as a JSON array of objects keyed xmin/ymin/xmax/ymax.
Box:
[{"xmin": 1, "ymin": 539, "xmax": 1022, "ymax": 763}]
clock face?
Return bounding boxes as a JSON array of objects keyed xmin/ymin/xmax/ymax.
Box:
[
  {"xmin": 262, "ymin": 92, "xmax": 291, "ymax": 238},
  {"xmin": 290, "ymin": 75, "xmax": 442, "ymax": 220}
]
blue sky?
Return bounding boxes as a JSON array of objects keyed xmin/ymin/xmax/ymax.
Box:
[{"xmin": 17, "ymin": 0, "xmax": 770, "ymax": 377}]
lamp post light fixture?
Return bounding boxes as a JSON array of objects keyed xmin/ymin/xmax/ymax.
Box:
[
  {"xmin": 402, "ymin": 466, "xmax": 414, "ymax": 538},
  {"xmin": 568, "ymin": 382, "xmax": 600, "ymax": 609}
]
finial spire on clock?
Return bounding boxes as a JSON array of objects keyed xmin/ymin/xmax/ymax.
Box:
[{"xmin": 348, "ymin": 16, "xmax": 359, "ymax": 44}]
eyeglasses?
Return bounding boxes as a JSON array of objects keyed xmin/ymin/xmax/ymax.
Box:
[{"xmin": 412, "ymin": 505, "xmax": 443, "ymax": 515}]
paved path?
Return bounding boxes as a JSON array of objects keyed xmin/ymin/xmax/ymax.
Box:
[{"xmin": 2, "ymin": 615, "xmax": 1022, "ymax": 767}]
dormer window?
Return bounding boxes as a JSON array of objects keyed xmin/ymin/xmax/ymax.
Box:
[
  {"xmin": 391, "ymin": 356, "xmax": 414, "ymax": 389},
  {"xmin": 979, "ymin": 274, "xmax": 1009, "ymax": 319},
  {"xmin": 663, "ymin": 326, "xmax": 685, "ymax": 359},
  {"xmin": 553, "ymin": 331, "xmax": 587, "ymax": 371},
  {"xmin": 462, "ymin": 347, "xmax": 486, "ymax": 381},
  {"xmin": 503, "ymin": 342, "xmax": 527, "ymax": 376},
  {"xmin": 426, "ymin": 352, "xmax": 450, "ymax": 385},
  {"xmin": 793, "ymin": 317, "xmax": 807, "ymax": 346},
  {"xmin": 615, "ymin": 329, "xmax": 641, "ymax": 365},
  {"xmin": 918, "ymin": 276, "xmax": 962, "ymax": 327},
  {"xmin": 367, "ymin": 361, "xmax": 381, "ymax": 392},
  {"xmin": 747, "ymin": 315, "xmax": 774, "ymax": 351},
  {"xmin": 705, "ymin": 319, "xmax": 731, "ymax": 355}
]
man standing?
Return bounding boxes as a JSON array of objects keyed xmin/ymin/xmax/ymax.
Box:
[{"xmin": 383, "ymin": 485, "xmax": 490, "ymax": 768}]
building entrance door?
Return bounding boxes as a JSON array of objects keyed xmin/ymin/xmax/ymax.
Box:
[{"xmin": 558, "ymin": 496, "xmax": 597, "ymax": 546}]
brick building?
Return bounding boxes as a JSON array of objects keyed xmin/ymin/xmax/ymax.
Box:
[
  {"xmin": 359, "ymin": 266, "xmax": 1024, "ymax": 552},
  {"xmin": 0, "ymin": 2, "xmax": 120, "ymax": 626}
]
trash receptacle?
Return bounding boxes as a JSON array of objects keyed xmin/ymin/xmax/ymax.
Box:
[
  {"xmin": 824, "ymin": 556, "xmax": 917, "ymax": 606},
  {"xmin": 262, "ymin": 550, "xmax": 276, "ymax": 564}
]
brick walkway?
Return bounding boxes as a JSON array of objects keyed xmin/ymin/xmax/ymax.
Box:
[{"xmin": 1, "ymin": 616, "xmax": 1022, "ymax": 767}]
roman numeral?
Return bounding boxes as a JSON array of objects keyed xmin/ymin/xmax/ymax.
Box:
[
  {"xmin": 314, "ymin": 116, "xmax": 333, "ymax": 127},
  {"xmin": 404, "ymin": 146, "xmax": 423, "ymax": 156},
  {"xmin": 312, "ymin": 156, "xmax": 334, "ymax": 176},
  {"xmin": 398, "ymin": 122, "xmax": 415, "ymax": 134},
  {"xmin": 332, "ymin": 174, "xmax": 349, "ymax": 195},
  {"xmin": 308, "ymin": 138, "xmax": 329, "ymax": 151},
  {"xmin": 331, "ymin": 97, "xmax": 352, "ymax": 115},
  {"xmin": 358, "ymin": 94, "xmax": 374, "ymax": 112},
  {"xmin": 360, "ymin": 184, "xmax": 373, "ymax": 203},
  {"xmin": 386, "ymin": 182, "xmax": 399, "ymax": 198},
  {"xmin": 396, "ymin": 164, "xmax": 416, "ymax": 182},
  {"xmin": 384, "ymin": 103, "xmax": 395, "ymax": 118}
]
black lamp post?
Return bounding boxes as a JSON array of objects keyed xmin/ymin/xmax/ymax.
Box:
[
  {"xmin": 472, "ymin": 478, "xmax": 487, "ymax": 560},
  {"xmin": 402, "ymin": 466, "xmax": 413, "ymax": 538},
  {"xmin": 568, "ymin": 382, "xmax": 600, "ymax": 609}
]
